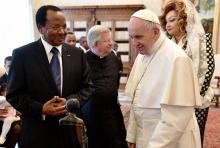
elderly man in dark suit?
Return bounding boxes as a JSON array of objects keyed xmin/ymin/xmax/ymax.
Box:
[{"xmin": 6, "ymin": 5, "xmax": 94, "ymax": 148}]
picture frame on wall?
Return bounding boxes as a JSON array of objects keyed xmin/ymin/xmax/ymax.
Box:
[{"xmin": 191, "ymin": 0, "xmax": 215, "ymax": 34}]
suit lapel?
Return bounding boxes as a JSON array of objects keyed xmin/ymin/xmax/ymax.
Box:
[
  {"xmin": 61, "ymin": 45, "xmax": 71, "ymax": 95},
  {"xmin": 31, "ymin": 39, "xmax": 57, "ymax": 91}
]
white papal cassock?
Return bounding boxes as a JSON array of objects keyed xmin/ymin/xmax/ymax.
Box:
[{"xmin": 125, "ymin": 33, "xmax": 201, "ymax": 148}]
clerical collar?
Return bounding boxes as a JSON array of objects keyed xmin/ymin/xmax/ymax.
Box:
[
  {"xmin": 147, "ymin": 32, "xmax": 166, "ymax": 55},
  {"xmin": 90, "ymin": 49, "xmax": 106, "ymax": 59}
]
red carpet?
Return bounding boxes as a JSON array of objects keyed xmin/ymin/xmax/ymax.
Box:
[{"xmin": 204, "ymin": 107, "xmax": 220, "ymax": 148}]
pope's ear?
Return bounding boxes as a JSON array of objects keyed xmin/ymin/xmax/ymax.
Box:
[{"xmin": 153, "ymin": 27, "xmax": 160, "ymax": 36}]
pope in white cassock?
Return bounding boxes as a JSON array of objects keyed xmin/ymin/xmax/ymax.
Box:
[{"xmin": 125, "ymin": 9, "xmax": 201, "ymax": 148}]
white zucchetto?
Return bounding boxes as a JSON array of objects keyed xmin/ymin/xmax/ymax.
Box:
[{"xmin": 131, "ymin": 9, "xmax": 160, "ymax": 25}]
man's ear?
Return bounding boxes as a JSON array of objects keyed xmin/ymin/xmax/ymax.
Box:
[
  {"xmin": 93, "ymin": 41, "xmax": 98, "ymax": 48},
  {"xmin": 37, "ymin": 24, "xmax": 43, "ymax": 34}
]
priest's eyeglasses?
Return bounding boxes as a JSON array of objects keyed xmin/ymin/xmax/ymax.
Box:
[{"xmin": 98, "ymin": 39, "xmax": 113, "ymax": 43}]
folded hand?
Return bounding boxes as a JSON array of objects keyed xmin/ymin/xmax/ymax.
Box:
[{"xmin": 42, "ymin": 96, "xmax": 67, "ymax": 116}]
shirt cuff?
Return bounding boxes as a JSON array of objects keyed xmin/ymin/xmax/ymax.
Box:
[{"xmin": 42, "ymin": 114, "xmax": 46, "ymax": 120}]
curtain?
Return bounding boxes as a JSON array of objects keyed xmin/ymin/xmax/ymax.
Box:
[{"xmin": 0, "ymin": 0, "xmax": 34, "ymax": 66}]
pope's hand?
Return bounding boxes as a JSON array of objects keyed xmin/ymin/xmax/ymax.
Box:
[{"xmin": 127, "ymin": 142, "xmax": 136, "ymax": 148}]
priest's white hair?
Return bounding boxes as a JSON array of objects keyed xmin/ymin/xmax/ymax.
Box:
[{"xmin": 87, "ymin": 25, "xmax": 111, "ymax": 48}]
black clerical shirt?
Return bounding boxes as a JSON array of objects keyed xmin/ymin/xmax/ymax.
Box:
[{"xmin": 86, "ymin": 50, "xmax": 121, "ymax": 105}]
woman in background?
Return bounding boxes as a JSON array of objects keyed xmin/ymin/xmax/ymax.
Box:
[
  {"xmin": 160, "ymin": 0, "xmax": 215, "ymax": 145},
  {"xmin": 0, "ymin": 83, "xmax": 20, "ymax": 145}
]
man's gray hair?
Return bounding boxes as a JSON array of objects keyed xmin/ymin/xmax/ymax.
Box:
[
  {"xmin": 144, "ymin": 20, "xmax": 161, "ymax": 30},
  {"xmin": 87, "ymin": 25, "xmax": 111, "ymax": 48}
]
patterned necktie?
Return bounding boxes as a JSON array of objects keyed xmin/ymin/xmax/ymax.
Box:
[{"xmin": 50, "ymin": 47, "xmax": 61, "ymax": 94}]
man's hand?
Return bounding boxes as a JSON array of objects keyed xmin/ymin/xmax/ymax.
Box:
[
  {"xmin": 42, "ymin": 96, "xmax": 67, "ymax": 117},
  {"xmin": 127, "ymin": 142, "xmax": 136, "ymax": 148}
]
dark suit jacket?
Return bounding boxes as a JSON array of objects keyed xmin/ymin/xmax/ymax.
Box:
[
  {"xmin": 6, "ymin": 39, "xmax": 94, "ymax": 148},
  {"xmin": 0, "ymin": 73, "xmax": 7, "ymax": 85}
]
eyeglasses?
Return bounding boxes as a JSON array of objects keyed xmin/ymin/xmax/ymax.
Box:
[{"xmin": 98, "ymin": 39, "xmax": 113, "ymax": 43}]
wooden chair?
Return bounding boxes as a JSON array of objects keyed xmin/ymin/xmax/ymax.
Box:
[
  {"xmin": 211, "ymin": 54, "xmax": 220, "ymax": 107},
  {"xmin": 213, "ymin": 76, "xmax": 220, "ymax": 107}
]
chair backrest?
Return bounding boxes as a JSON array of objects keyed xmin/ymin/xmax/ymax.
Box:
[
  {"xmin": 211, "ymin": 54, "xmax": 220, "ymax": 94},
  {"xmin": 213, "ymin": 54, "xmax": 220, "ymax": 78}
]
